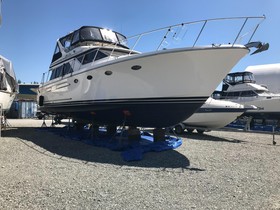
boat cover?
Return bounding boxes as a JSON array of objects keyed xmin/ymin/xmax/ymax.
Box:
[{"xmin": 0, "ymin": 55, "xmax": 17, "ymax": 92}]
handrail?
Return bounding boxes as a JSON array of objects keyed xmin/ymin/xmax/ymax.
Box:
[
  {"xmin": 193, "ymin": 20, "xmax": 207, "ymax": 47},
  {"xmin": 232, "ymin": 17, "xmax": 248, "ymax": 46},
  {"xmin": 124, "ymin": 16, "xmax": 266, "ymax": 53}
]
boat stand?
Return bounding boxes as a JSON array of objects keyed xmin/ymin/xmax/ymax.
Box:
[
  {"xmin": 272, "ymin": 126, "xmax": 277, "ymax": 145},
  {"xmin": 41, "ymin": 115, "xmax": 47, "ymax": 127},
  {"xmin": 41, "ymin": 117, "xmax": 182, "ymax": 161}
]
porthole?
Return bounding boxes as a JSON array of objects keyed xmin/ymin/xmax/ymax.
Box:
[
  {"xmin": 131, "ymin": 65, "xmax": 142, "ymax": 70},
  {"xmin": 105, "ymin": 71, "xmax": 112, "ymax": 76},
  {"xmin": 87, "ymin": 75, "xmax": 93, "ymax": 80},
  {"xmin": 74, "ymin": 79, "xmax": 78, "ymax": 83}
]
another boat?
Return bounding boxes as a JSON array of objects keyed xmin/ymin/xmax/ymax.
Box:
[
  {"xmin": 0, "ymin": 1, "xmax": 18, "ymax": 119},
  {"xmin": 173, "ymin": 97, "xmax": 248, "ymax": 134},
  {"xmin": 245, "ymin": 63, "xmax": 280, "ymax": 94},
  {"xmin": 38, "ymin": 17, "xmax": 268, "ymax": 128},
  {"xmin": 213, "ymin": 71, "xmax": 280, "ymax": 120},
  {"xmin": 0, "ymin": 55, "xmax": 17, "ymax": 113}
]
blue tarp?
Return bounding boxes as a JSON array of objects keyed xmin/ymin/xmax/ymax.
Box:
[
  {"xmin": 41, "ymin": 127, "xmax": 182, "ymax": 161},
  {"xmin": 227, "ymin": 122, "xmax": 280, "ymax": 132}
]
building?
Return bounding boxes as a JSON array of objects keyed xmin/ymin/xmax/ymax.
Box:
[{"xmin": 8, "ymin": 84, "xmax": 39, "ymax": 118}]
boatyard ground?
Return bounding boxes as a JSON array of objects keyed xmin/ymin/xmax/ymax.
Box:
[{"xmin": 0, "ymin": 119, "xmax": 279, "ymax": 209}]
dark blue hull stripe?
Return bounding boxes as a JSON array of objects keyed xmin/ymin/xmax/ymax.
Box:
[{"xmin": 196, "ymin": 108, "xmax": 246, "ymax": 113}]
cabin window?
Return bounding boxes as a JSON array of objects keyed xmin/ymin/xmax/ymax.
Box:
[
  {"xmin": 60, "ymin": 34, "xmax": 73, "ymax": 50},
  {"xmin": 81, "ymin": 50, "xmax": 109, "ymax": 65},
  {"xmin": 63, "ymin": 63, "xmax": 73, "ymax": 75},
  {"xmin": 240, "ymin": 91, "xmax": 257, "ymax": 97},
  {"xmin": 226, "ymin": 92, "xmax": 240, "ymax": 98},
  {"xmin": 255, "ymin": 90, "xmax": 266, "ymax": 94},
  {"xmin": 77, "ymin": 55, "xmax": 83, "ymax": 63},
  {"xmin": 82, "ymin": 50, "xmax": 97, "ymax": 65},
  {"xmin": 54, "ymin": 44, "xmax": 60, "ymax": 54},
  {"xmin": 116, "ymin": 33, "xmax": 127, "ymax": 46},
  {"xmin": 95, "ymin": 51, "xmax": 108, "ymax": 60},
  {"xmin": 55, "ymin": 65, "xmax": 63, "ymax": 78},
  {"xmin": 72, "ymin": 30, "xmax": 80, "ymax": 45},
  {"xmin": 49, "ymin": 65, "xmax": 63, "ymax": 80},
  {"xmin": 51, "ymin": 44, "xmax": 62, "ymax": 63},
  {"xmin": 235, "ymin": 75, "xmax": 243, "ymax": 83},
  {"xmin": 49, "ymin": 69, "xmax": 56, "ymax": 80}
]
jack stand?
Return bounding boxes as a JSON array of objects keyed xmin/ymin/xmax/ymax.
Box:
[
  {"xmin": 41, "ymin": 116, "xmax": 47, "ymax": 127},
  {"xmin": 272, "ymin": 126, "xmax": 277, "ymax": 145},
  {"xmin": 113, "ymin": 114, "xmax": 128, "ymax": 145},
  {"xmin": 153, "ymin": 128, "xmax": 166, "ymax": 142},
  {"xmin": 127, "ymin": 127, "xmax": 141, "ymax": 143},
  {"xmin": 119, "ymin": 114, "xmax": 127, "ymax": 136},
  {"xmin": 51, "ymin": 116, "xmax": 56, "ymax": 127},
  {"xmin": 168, "ymin": 126, "xmax": 179, "ymax": 139}
]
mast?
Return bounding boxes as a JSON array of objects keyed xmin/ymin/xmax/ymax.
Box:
[{"xmin": 0, "ymin": 0, "xmax": 2, "ymax": 26}]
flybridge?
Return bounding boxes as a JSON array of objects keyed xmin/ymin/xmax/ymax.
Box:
[{"xmin": 51, "ymin": 26, "xmax": 128, "ymax": 63}]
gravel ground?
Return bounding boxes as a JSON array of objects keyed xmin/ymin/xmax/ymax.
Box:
[{"xmin": 0, "ymin": 119, "xmax": 279, "ymax": 210}]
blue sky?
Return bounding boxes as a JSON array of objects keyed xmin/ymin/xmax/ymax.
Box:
[{"xmin": 0, "ymin": 0, "xmax": 279, "ymax": 88}]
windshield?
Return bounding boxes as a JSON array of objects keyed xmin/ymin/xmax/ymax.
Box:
[
  {"xmin": 78, "ymin": 27, "xmax": 127, "ymax": 47},
  {"xmin": 80, "ymin": 27, "xmax": 102, "ymax": 42},
  {"xmin": 224, "ymin": 72, "xmax": 255, "ymax": 85}
]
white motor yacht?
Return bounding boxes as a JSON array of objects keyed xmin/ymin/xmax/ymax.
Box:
[
  {"xmin": 38, "ymin": 17, "xmax": 268, "ymax": 128},
  {"xmin": 245, "ymin": 63, "xmax": 280, "ymax": 94},
  {"xmin": 213, "ymin": 71, "xmax": 280, "ymax": 120},
  {"xmin": 173, "ymin": 97, "xmax": 248, "ymax": 134},
  {"xmin": 0, "ymin": 55, "xmax": 17, "ymax": 113}
]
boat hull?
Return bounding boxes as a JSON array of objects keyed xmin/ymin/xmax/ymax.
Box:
[
  {"xmin": 39, "ymin": 46, "xmax": 249, "ymax": 127},
  {"xmin": 239, "ymin": 97, "xmax": 280, "ymax": 120},
  {"xmin": 45, "ymin": 97, "xmax": 207, "ymax": 127},
  {"xmin": 184, "ymin": 107, "xmax": 245, "ymax": 129},
  {"xmin": 183, "ymin": 98, "xmax": 245, "ymax": 129}
]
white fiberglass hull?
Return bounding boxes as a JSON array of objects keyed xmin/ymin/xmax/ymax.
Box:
[
  {"xmin": 0, "ymin": 90, "xmax": 16, "ymax": 112},
  {"xmin": 39, "ymin": 46, "xmax": 249, "ymax": 127},
  {"xmin": 184, "ymin": 98, "xmax": 246, "ymax": 129},
  {"xmin": 231, "ymin": 96, "xmax": 280, "ymax": 119}
]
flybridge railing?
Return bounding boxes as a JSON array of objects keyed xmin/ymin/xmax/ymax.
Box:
[{"xmin": 119, "ymin": 16, "xmax": 266, "ymax": 54}]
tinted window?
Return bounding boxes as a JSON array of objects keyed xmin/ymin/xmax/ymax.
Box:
[
  {"xmin": 82, "ymin": 50, "xmax": 97, "ymax": 65},
  {"xmin": 72, "ymin": 30, "xmax": 80, "ymax": 44},
  {"xmin": 50, "ymin": 69, "xmax": 56, "ymax": 80},
  {"xmin": 240, "ymin": 91, "xmax": 257, "ymax": 97},
  {"xmin": 51, "ymin": 44, "xmax": 62, "ymax": 63},
  {"xmin": 49, "ymin": 65, "xmax": 63, "ymax": 80},
  {"xmin": 95, "ymin": 51, "xmax": 108, "ymax": 60},
  {"xmin": 227, "ymin": 92, "xmax": 240, "ymax": 97},
  {"xmin": 77, "ymin": 55, "xmax": 83, "ymax": 63},
  {"xmin": 116, "ymin": 33, "xmax": 127, "ymax": 46},
  {"xmin": 61, "ymin": 34, "xmax": 72, "ymax": 49},
  {"xmin": 80, "ymin": 28, "xmax": 102, "ymax": 41},
  {"xmin": 63, "ymin": 63, "xmax": 73, "ymax": 75}
]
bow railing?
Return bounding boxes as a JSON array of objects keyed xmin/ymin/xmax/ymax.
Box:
[{"xmin": 122, "ymin": 16, "xmax": 266, "ymax": 54}]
